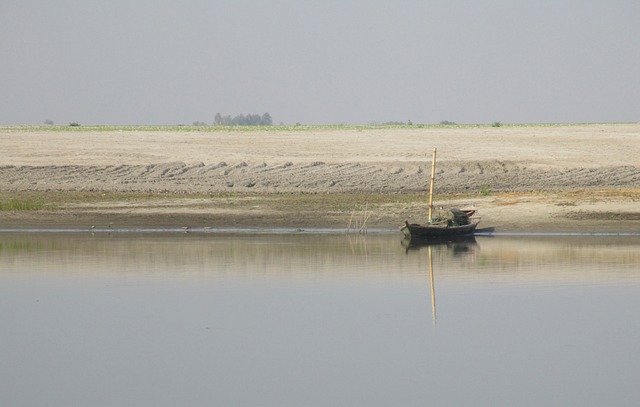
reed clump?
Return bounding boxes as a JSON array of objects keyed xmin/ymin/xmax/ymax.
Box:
[
  {"xmin": 346, "ymin": 202, "xmax": 372, "ymax": 234},
  {"xmin": 0, "ymin": 198, "xmax": 45, "ymax": 211}
]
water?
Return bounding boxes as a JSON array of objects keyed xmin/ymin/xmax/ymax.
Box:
[{"xmin": 1, "ymin": 232, "xmax": 639, "ymax": 406}]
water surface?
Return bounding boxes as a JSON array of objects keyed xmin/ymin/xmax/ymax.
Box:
[{"xmin": 1, "ymin": 232, "xmax": 639, "ymax": 406}]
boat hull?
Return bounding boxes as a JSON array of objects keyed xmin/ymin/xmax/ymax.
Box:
[{"xmin": 400, "ymin": 220, "xmax": 479, "ymax": 240}]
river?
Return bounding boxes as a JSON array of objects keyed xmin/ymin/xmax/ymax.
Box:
[{"xmin": 1, "ymin": 232, "xmax": 639, "ymax": 406}]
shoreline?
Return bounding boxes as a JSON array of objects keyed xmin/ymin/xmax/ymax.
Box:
[{"xmin": 1, "ymin": 190, "xmax": 639, "ymax": 234}]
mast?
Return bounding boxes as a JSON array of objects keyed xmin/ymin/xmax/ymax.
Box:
[{"xmin": 428, "ymin": 148, "xmax": 437, "ymax": 223}]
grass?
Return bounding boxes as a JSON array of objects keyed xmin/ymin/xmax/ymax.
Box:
[
  {"xmin": 0, "ymin": 122, "xmax": 631, "ymax": 133},
  {"xmin": 0, "ymin": 190, "xmax": 501, "ymax": 211},
  {"xmin": 5, "ymin": 188, "xmax": 636, "ymax": 214},
  {"xmin": 0, "ymin": 190, "xmax": 427, "ymax": 213},
  {"xmin": 0, "ymin": 190, "xmax": 432, "ymax": 229},
  {"xmin": 3, "ymin": 189, "xmax": 638, "ymax": 229},
  {"xmin": 0, "ymin": 189, "xmax": 480, "ymax": 224},
  {"xmin": 346, "ymin": 202, "xmax": 373, "ymax": 234},
  {"xmin": 0, "ymin": 197, "xmax": 45, "ymax": 211}
]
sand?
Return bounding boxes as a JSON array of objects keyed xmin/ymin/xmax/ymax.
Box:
[{"xmin": 1, "ymin": 124, "xmax": 639, "ymax": 232}]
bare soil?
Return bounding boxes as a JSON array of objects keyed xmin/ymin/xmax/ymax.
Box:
[{"xmin": 1, "ymin": 124, "xmax": 639, "ymax": 232}]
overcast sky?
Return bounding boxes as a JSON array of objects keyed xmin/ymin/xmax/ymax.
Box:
[{"xmin": 2, "ymin": 1, "xmax": 638, "ymax": 125}]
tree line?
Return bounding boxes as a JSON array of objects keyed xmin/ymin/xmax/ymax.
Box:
[{"xmin": 214, "ymin": 112, "xmax": 272, "ymax": 126}]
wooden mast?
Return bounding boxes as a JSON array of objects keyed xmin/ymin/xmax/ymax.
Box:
[{"xmin": 428, "ymin": 148, "xmax": 437, "ymax": 223}]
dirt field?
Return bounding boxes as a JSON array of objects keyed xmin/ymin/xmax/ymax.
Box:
[{"xmin": 1, "ymin": 124, "xmax": 639, "ymax": 232}]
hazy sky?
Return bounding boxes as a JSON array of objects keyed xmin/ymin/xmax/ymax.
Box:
[{"xmin": 2, "ymin": 1, "xmax": 638, "ymax": 125}]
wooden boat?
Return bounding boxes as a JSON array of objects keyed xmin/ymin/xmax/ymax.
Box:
[
  {"xmin": 401, "ymin": 148, "xmax": 481, "ymax": 240},
  {"xmin": 401, "ymin": 208, "xmax": 480, "ymax": 239}
]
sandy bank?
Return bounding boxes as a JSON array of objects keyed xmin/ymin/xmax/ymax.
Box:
[{"xmin": 1, "ymin": 124, "xmax": 639, "ymax": 232}]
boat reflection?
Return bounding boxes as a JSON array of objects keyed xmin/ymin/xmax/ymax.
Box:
[
  {"xmin": 401, "ymin": 236, "xmax": 481, "ymax": 326},
  {"xmin": 401, "ymin": 235, "xmax": 478, "ymax": 254}
]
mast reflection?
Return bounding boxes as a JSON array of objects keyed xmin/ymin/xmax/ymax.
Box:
[
  {"xmin": 428, "ymin": 245, "xmax": 436, "ymax": 325},
  {"xmin": 402, "ymin": 236, "xmax": 479, "ymax": 325}
]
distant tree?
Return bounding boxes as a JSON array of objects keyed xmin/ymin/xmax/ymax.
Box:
[
  {"xmin": 44, "ymin": 119, "xmax": 54, "ymax": 125},
  {"xmin": 244, "ymin": 114, "xmax": 261, "ymax": 125},
  {"xmin": 261, "ymin": 112, "xmax": 272, "ymax": 125},
  {"xmin": 230, "ymin": 114, "xmax": 245, "ymax": 126},
  {"xmin": 440, "ymin": 120, "xmax": 456, "ymax": 125},
  {"xmin": 213, "ymin": 112, "xmax": 273, "ymax": 126}
]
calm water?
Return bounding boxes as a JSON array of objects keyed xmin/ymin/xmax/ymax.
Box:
[{"xmin": 1, "ymin": 232, "xmax": 639, "ymax": 406}]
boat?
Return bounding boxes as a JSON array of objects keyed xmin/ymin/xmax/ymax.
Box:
[
  {"xmin": 400, "ymin": 148, "xmax": 481, "ymax": 240},
  {"xmin": 401, "ymin": 208, "xmax": 480, "ymax": 239}
]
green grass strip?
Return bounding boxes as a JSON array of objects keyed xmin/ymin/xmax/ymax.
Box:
[{"xmin": 0, "ymin": 198, "xmax": 45, "ymax": 211}]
